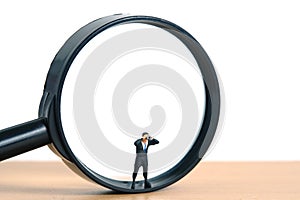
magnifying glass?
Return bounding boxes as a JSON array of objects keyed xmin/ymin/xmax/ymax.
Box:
[{"xmin": 0, "ymin": 14, "xmax": 222, "ymax": 193}]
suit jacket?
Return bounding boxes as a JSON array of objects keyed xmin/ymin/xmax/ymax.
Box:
[{"xmin": 134, "ymin": 138, "xmax": 159, "ymax": 153}]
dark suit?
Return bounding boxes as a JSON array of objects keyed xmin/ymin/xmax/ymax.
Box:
[
  {"xmin": 133, "ymin": 138, "xmax": 159, "ymax": 173},
  {"xmin": 134, "ymin": 138, "xmax": 159, "ymax": 153}
]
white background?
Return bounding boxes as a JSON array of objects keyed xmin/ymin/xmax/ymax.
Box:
[{"xmin": 0, "ymin": 1, "xmax": 299, "ymax": 161}]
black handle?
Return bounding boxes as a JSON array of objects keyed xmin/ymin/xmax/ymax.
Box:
[{"xmin": 0, "ymin": 118, "xmax": 50, "ymax": 161}]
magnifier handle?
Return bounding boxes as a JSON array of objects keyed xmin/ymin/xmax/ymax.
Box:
[{"xmin": 0, "ymin": 118, "xmax": 50, "ymax": 161}]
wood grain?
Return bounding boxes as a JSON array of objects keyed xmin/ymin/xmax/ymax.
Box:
[{"xmin": 0, "ymin": 161, "xmax": 299, "ymax": 200}]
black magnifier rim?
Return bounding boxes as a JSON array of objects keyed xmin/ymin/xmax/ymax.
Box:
[{"xmin": 40, "ymin": 14, "xmax": 220, "ymax": 193}]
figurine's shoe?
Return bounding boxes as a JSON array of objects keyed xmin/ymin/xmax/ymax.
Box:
[
  {"xmin": 131, "ymin": 182, "xmax": 135, "ymax": 189},
  {"xmin": 144, "ymin": 180, "xmax": 152, "ymax": 189}
]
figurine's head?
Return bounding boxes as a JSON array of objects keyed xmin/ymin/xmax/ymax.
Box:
[{"xmin": 142, "ymin": 132, "xmax": 149, "ymax": 139}]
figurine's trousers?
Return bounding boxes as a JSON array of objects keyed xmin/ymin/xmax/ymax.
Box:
[{"xmin": 133, "ymin": 153, "xmax": 148, "ymax": 173}]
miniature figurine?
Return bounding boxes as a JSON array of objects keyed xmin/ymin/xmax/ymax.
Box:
[{"xmin": 131, "ymin": 132, "xmax": 159, "ymax": 189}]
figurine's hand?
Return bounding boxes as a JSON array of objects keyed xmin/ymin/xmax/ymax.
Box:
[{"xmin": 149, "ymin": 136, "xmax": 154, "ymax": 140}]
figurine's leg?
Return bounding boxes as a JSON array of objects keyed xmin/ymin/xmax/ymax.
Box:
[
  {"xmin": 143, "ymin": 172, "xmax": 147, "ymax": 180},
  {"xmin": 143, "ymin": 172, "xmax": 151, "ymax": 188},
  {"xmin": 143, "ymin": 157, "xmax": 151, "ymax": 189},
  {"xmin": 131, "ymin": 156, "xmax": 140, "ymax": 189},
  {"xmin": 131, "ymin": 172, "xmax": 137, "ymax": 189}
]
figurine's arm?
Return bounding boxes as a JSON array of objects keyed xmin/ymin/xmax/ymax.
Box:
[
  {"xmin": 148, "ymin": 137, "xmax": 159, "ymax": 145},
  {"xmin": 134, "ymin": 139, "xmax": 140, "ymax": 146}
]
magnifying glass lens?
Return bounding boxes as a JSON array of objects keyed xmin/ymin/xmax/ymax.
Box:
[{"xmin": 61, "ymin": 23, "xmax": 206, "ymax": 181}]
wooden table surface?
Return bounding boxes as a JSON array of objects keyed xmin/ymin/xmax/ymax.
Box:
[{"xmin": 0, "ymin": 161, "xmax": 299, "ymax": 200}]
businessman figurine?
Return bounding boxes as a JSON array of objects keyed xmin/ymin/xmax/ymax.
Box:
[{"xmin": 131, "ymin": 132, "xmax": 159, "ymax": 189}]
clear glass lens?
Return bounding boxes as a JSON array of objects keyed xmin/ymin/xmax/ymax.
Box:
[{"xmin": 61, "ymin": 23, "xmax": 206, "ymax": 181}]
